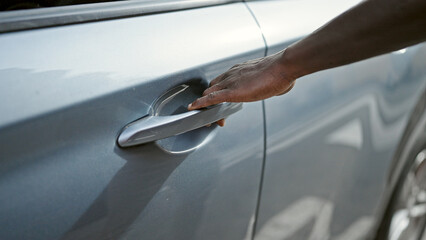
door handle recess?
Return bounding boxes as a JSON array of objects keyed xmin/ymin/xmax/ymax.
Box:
[{"xmin": 118, "ymin": 102, "xmax": 242, "ymax": 147}]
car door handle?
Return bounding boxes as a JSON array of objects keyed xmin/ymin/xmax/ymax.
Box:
[{"xmin": 117, "ymin": 102, "xmax": 242, "ymax": 147}]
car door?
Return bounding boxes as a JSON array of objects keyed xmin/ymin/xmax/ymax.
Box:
[
  {"xmin": 245, "ymin": 0, "xmax": 426, "ymax": 239},
  {"xmin": 0, "ymin": 2, "xmax": 266, "ymax": 240}
]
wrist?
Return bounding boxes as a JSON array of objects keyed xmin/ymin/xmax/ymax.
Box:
[{"xmin": 276, "ymin": 47, "xmax": 308, "ymax": 82}]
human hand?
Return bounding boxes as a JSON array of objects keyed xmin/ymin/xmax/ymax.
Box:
[{"xmin": 188, "ymin": 51, "xmax": 297, "ymax": 126}]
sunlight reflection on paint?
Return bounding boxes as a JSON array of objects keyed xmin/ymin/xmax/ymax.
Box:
[
  {"xmin": 255, "ymin": 197, "xmax": 373, "ymax": 240},
  {"xmin": 326, "ymin": 119, "xmax": 363, "ymax": 150}
]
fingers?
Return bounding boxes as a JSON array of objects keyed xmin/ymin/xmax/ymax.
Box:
[
  {"xmin": 216, "ymin": 119, "xmax": 225, "ymax": 127},
  {"xmin": 204, "ymin": 64, "xmax": 238, "ymax": 96},
  {"xmin": 202, "ymin": 72, "xmax": 229, "ymax": 96},
  {"xmin": 188, "ymin": 90, "xmax": 230, "ymax": 110},
  {"xmin": 203, "ymin": 84, "xmax": 223, "ymax": 96},
  {"xmin": 210, "ymin": 72, "xmax": 227, "ymax": 87}
]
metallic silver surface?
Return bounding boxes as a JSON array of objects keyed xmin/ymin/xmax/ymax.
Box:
[
  {"xmin": 246, "ymin": 0, "xmax": 362, "ymax": 54},
  {"xmin": 0, "ymin": 0, "xmax": 239, "ymax": 33},
  {"xmin": 246, "ymin": 0, "xmax": 426, "ymax": 239},
  {"xmin": 1, "ymin": 0, "xmax": 425, "ymax": 239},
  {"xmin": 118, "ymin": 102, "xmax": 242, "ymax": 147},
  {"xmin": 0, "ymin": 3, "xmax": 265, "ymax": 240}
]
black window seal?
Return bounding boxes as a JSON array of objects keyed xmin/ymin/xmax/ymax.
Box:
[{"xmin": 0, "ymin": 0, "xmax": 241, "ymax": 34}]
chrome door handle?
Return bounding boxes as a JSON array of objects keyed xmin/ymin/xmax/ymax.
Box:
[{"xmin": 117, "ymin": 102, "xmax": 242, "ymax": 147}]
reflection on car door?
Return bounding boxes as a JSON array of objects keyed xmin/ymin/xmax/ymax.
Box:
[
  {"xmin": 0, "ymin": 3, "xmax": 266, "ymax": 240},
  {"xmin": 246, "ymin": 0, "xmax": 426, "ymax": 239}
]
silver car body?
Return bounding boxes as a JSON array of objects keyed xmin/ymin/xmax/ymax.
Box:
[{"xmin": 0, "ymin": 0, "xmax": 425, "ymax": 239}]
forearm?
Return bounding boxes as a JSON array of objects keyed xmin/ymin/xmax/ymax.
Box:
[
  {"xmin": 280, "ymin": 0, "xmax": 426, "ymax": 79},
  {"xmin": 188, "ymin": 0, "xmax": 426, "ymax": 111}
]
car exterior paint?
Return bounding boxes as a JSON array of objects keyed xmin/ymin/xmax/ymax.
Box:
[
  {"xmin": 0, "ymin": 1, "xmax": 425, "ymax": 240},
  {"xmin": 0, "ymin": 3, "xmax": 265, "ymax": 240},
  {"xmin": 246, "ymin": 1, "xmax": 426, "ymax": 239}
]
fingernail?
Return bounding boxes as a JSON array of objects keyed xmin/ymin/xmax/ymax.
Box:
[{"xmin": 188, "ymin": 103, "xmax": 192, "ymax": 109}]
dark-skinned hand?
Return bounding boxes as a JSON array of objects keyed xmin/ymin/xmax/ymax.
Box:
[
  {"xmin": 188, "ymin": 0, "xmax": 426, "ymax": 127},
  {"xmin": 187, "ymin": 51, "xmax": 296, "ymax": 127}
]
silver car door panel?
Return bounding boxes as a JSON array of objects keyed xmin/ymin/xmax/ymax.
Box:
[
  {"xmin": 246, "ymin": 0, "xmax": 426, "ymax": 239},
  {"xmin": 246, "ymin": 0, "xmax": 362, "ymax": 55},
  {"xmin": 0, "ymin": 3, "xmax": 266, "ymax": 240},
  {"xmin": 0, "ymin": 0, "xmax": 240, "ymax": 33}
]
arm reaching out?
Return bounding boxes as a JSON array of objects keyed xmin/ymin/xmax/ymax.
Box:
[{"xmin": 188, "ymin": 0, "xmax": 426, "ymax": 126}]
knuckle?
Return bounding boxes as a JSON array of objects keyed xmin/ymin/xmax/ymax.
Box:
[
  {"xmin": 222, "ymin": 72, "xmax": 231, "ymax": 80},
  {"xmin": 215, "ymin": 82, "xmax": 226, "ymax": 90},
  {"xmin": 207, "ymin": 92, "xmax": 217, "ymax": 100},
  {"xmin": 237, "ymin": 68, "xmax": 244, "ymax": 76},
  {"xmin": 212, "ymin": 74, "xmax": 225, "ymax": 85}
]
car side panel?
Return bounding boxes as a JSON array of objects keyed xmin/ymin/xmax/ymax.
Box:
[
  {"xmin": 0, "ymin": 4, "xmax": 266, "ymax": 240},
  {"xmin": 246, "ymin": 1, "xmax": 426, "ymax": 239}
]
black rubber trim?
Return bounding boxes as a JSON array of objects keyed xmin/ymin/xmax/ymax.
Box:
[{"xmin": 0, "ymin": 0, "xmax": 240, "ymax": 33}]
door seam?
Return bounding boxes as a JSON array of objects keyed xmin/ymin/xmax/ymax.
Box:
[{"xmin": 243, "ymin": 1, "xmax": 268, "ymax": 239}]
